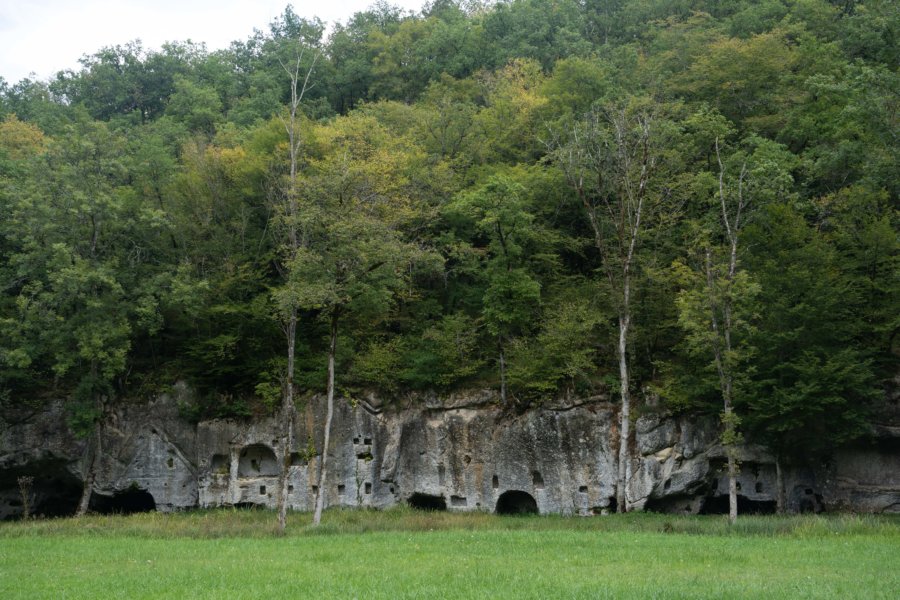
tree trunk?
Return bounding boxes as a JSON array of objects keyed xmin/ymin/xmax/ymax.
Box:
[
  {"xmin": 727, "ymin": 453, "xmax": 738, "ymax": 525},
  {"xmin": 615, "ymin": 313, "xmax": 631, "ymax": 513},
  {"xmin": 498, "ymin": 337, "xmax": 507, "ymax": 405},
  {"xmin": 313, "ymin": 311, "xmax": 338, "ymax": 526},
  {"xmin": 76, "ymin": 425, "xmax": 100, "ymax": 517},
  {"xmin": 775, "ymin": 455, "xmax": 785, "ymax": 514},
  {"xmin": 276, "ymin": 311, "xmax": 297, "ymax": 534}
]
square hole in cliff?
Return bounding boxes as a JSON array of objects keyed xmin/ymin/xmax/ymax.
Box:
[
  {"xmin": 365, "ymin": 483, "xmax": 372, "ymax": 494},
  {"xmin": 532, "ymin": 472, "xmax": 545, "ymax": 489},
  {"xmin": 364, "ymin": 438, "xmax": 372, "ymax": 445},
  {"xmin": 338, "ymin": 485, "xmax": 346, "ymax": 495},
  {"xmin": 755, "ymin": 482, "xmax": 763, "ymax": 493},
  {"xmin": 451, "ymin": 495, "xmax": 467, "ymax": 507},
  {"xmin": 579, "ymin": 486, "xmax": 588, "ymax": 493},
  {"xmin": 210, "ymin": 454, "xmax": 230, "ymax": 474},
  {"xmin": 259, "ymin": 485, "xmax": 266, "ymax": 495},
  {"xmin": 492, "ymin": 475, "xmax": 499, "ymax": 489}
]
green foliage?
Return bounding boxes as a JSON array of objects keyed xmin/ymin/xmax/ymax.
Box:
[{"xmin": 508, "ymin": 296, "xmax": 604, "ymax": 398}]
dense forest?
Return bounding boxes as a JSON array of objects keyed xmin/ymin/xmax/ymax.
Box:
[{"xmin": 0, "ymin": 0, "xmax": 896, "ymax": 469}]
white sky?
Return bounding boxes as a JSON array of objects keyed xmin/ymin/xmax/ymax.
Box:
[{"xmin": 0, "ymin": 0, "xmax": 428, "ymax": 84}]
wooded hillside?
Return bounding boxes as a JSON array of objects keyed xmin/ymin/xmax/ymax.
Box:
[{"xmin": 0, "ymin": 1, "xmax": 896, "ymax": 464}]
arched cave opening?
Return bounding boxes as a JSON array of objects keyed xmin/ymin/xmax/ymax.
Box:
[
  {"xmin": 90, "ymin": 487, "xmax": 157, "ymax": 515},
  {"xmin": 407, "ymin": 493, "xmax": 447, "ymax": 511},
  {"xmin": 699, "ymin": 494, "xmax": 776, "ymax": 515},
  {"xmin": 237, "ymin": 444, "xmax": 278, "ymax": 477},
  {"xmin": 496, "ymin": 490, "xmax": 538, "ymax": 515}
]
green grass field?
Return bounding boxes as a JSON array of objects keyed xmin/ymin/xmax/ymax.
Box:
[{"xmin": 1, "ymin": 509, "xmax": 897, "ymax": 599}]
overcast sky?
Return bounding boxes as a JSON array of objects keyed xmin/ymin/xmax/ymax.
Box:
[{"xmin": 0, "ymin": 0, "xmax": 428, "ymax": 84}]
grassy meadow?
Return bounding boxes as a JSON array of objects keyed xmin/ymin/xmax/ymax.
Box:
[{"xmin": 1, "ymin": 509, "xmax": 897, "ymax": 599}]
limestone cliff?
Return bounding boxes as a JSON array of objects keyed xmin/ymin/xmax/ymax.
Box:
[{"xmin": 1, "ymin": 386, "xmax": 897, "ymax": 519}]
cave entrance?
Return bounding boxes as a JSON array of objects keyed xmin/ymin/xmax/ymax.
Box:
[
  {"xmin": 699, "ymin": 494, "xmax": 776, "ymax": 515},
  {"xmin": 644, "ymin": 494, "xmax": 701, "ymax": 514},
  {"xmin": 90, "ymin": 487, "xmax": 157, "ymax": 515},
  {"xmin": 407, "ymin": 493, "xmax": 447, "ymax": 511},
  {"xmin": 496, "ymin": 490, "xmax": 538, "ymax": 515},
  {"xmin": 1, "ymin": 459, "xmax": 83, "ymax": 520},
  {"xmin": 238, "ymin": 444, "xmax": 278, "ymax": 477}
]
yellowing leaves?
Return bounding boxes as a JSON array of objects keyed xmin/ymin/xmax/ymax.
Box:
[
  {"xmin": 0, "ymin": 114, "xmax": 48, "ymax": 160},
  {"xmin": 309, "ymin": 112, "xmax": 425, "ymax": 228}
]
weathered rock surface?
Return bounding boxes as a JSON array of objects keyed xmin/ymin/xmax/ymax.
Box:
[{"xmin": 1, "ymin": 388, "xmax": 898, "ymax": 519}]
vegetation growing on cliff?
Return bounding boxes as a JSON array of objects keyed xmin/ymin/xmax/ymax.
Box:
[{"xmin": 0, "ymin": 1, "xmax": 896, "ymax": 475}]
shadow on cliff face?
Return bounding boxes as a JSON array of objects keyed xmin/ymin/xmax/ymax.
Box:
[
  {"xmin": 89, "ymin": 487, "xmax": 156, "ymax": 515},
  {"xmin": 496, "ymin": 490, "xmax": 538, "ymax": 515}
]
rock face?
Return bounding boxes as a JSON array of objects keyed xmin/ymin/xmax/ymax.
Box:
[{"xmin": 1, "ymin": 388, "xmax": 898, "ymax": 519}]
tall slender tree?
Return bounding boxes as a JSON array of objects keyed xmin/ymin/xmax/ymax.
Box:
[
  {"xmin": 550, "ymin": 100, "xmax": 666, "ymax": 512},
  {"xmin": 271, "ymin": 43, "xmax": 318, "ymax": 535}
]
